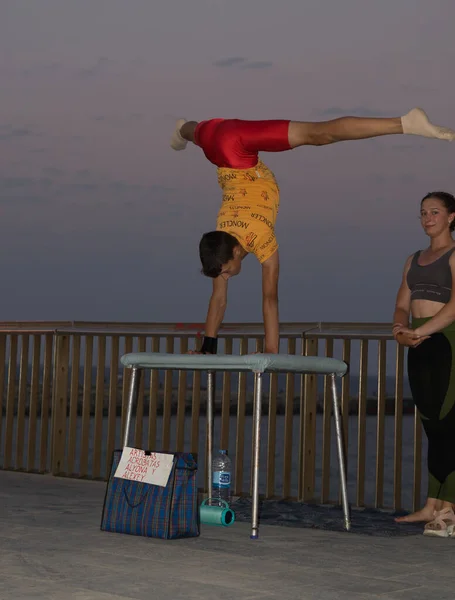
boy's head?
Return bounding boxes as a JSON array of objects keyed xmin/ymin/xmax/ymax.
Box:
[{"xmin": 199, "ymin": 231, "xmax": 243, "ymax": 279}]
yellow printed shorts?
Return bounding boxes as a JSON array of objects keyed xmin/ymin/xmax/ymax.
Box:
[{"xmin": 215, "ymin": 160, "xmax": 279, "ymax": 263}]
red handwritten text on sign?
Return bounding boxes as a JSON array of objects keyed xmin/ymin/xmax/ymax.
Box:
[{"xmin": 114, "ymin": 447, "xmax": 174, "ymax": 487}]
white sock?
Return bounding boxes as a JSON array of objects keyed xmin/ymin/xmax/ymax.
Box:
[
  {"xmin": 170, "ymin": 118, "xmax": 188, "ymax": 151},
  {"xmin": 401, "ymin": 108, "xmax": 455, "ymax": 141}
]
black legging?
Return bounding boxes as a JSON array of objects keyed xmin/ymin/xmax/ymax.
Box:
[{"xmin": 408, "ymin": 318, "xmax": 455, "ymax": 502}]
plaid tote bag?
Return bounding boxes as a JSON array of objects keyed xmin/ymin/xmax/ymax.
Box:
[{"xmin": 100, "ymin": 450, "xmax": 200, "ymax": 540}]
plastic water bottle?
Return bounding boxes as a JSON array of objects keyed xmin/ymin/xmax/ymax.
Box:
[{"xmin": 212, "ymin": 449, "xmax": 231, "ymax": 506}]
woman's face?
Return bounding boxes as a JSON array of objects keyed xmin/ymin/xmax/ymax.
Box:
[{"xmin": 420, "ymin": 197, "xmax": 454, "ymax": 237}]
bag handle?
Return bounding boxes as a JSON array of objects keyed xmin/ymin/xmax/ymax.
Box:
[
  {"xmin": 122, "ymin": 482, "xmax": 150, "ymax": 509},
  {"xmin": 176, "ymin": 457, "xmax": 197, "ymax": 471},
  {"xmin": 201, "ymin": 498, "xmax": 229, "ymax": 508}
]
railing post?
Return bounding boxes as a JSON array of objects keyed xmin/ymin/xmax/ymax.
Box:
[
  {"xmin": 393, "ymin": 343, "xmax": 404, "ymax": 511},
  {"xmin": 51, "ymin": 333, "xmax": 69, "ymax": 475}
]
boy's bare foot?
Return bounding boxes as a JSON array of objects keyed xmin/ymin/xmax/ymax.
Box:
[
  {"xmin": 170, "ymin": 118, "xmax": 188, "ymax": 150},
  {"xmin": 401, "ymin": 108, "xmax": 455, "ymax": 141}
]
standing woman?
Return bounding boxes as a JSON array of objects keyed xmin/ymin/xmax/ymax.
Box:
[{"xmin": 393, "ymin": 191, "xmax": 455, "ymax": 536}]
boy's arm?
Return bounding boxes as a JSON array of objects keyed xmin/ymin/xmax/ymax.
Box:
[
  {"xmin": 261, "ymin": 250, "xmax": 280, "ymax": 353},
  {"xmin": 201, "ymin": 275, "xmax": 228, "ymax": 351}
]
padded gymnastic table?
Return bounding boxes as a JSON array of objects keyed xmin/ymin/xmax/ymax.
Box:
[{"xmin": 120, "ymin": 352, "xmax": 350, "ymax": 539}]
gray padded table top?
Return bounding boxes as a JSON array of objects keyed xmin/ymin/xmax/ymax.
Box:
[{"xmin": 121, "ymin": 352, "xmax": 348, "ymax": 377}]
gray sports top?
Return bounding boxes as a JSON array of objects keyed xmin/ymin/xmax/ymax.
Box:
[{"xmin": 406, "ymin": 247, "xmax": 455, "ymax": 304}]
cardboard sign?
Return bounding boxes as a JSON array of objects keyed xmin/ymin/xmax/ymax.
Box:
[{"xmin": 114, "ymin": 447, "xmax": 174, "ymax": 487}]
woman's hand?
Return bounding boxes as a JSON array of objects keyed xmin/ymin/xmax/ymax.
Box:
[
  {"xmin": 395, "ymin": 328, "xmax": 430, "ymax": 348},
  {"xmin": 392, "ymin": 323, "xmax": 406, "ymax": 340}
]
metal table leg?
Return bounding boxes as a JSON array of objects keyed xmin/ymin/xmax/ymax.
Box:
[
  {"xmin": 207, "ymin": 370, "xmax": 215, "ymax": 504},
  {"xmin": 251, "ymin": 371, "xmax": 263, "ymax": 539},
  {"xmin": 122, "ymin": 367, "xmax": 141, "ymax": 448},
  {"xmin": 330, "ymin": 374, "xmax": 351, "ymax": 531}
]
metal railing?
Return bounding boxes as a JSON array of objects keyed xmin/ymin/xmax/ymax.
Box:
[{"xmin": 0, "ymin": 320, "xmax": 423, "ymax": 511}]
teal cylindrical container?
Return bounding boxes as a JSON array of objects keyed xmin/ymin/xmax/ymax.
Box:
[{"xmin": 199, "ymin": 499, "xmax": 235, "ymax": 527}]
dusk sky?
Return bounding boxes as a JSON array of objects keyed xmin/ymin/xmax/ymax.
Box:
[{"xmin": 2, "ymin": 0, "xmax": 454, "ymax": 326}]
